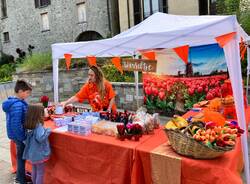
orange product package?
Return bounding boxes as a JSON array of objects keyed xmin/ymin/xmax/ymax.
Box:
[
  {"xmin": 208, "ymin": 98, "xmax": 222, "ymax": 112},
  {"xmin": 203, "ymin": 109, "xmax": 226, "ymax": 126}
]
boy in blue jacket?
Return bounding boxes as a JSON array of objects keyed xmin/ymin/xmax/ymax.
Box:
[{"xmin": 2, "ymin": 80, "xmax": 32, "ymax": 184}]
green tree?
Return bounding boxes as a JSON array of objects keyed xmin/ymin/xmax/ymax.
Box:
[{"xmin": 216, "ymin": 0, "xmax": 250, "ymax": 34}]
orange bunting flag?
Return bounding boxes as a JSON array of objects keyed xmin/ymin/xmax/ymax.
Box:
[
  {"xmin": 141, "ymin": 51, "xmax": 156, "ymax": 60},
  {"xmin": 240, "ymin": 37, "xmax": 247, "ymax": 60},
  {"xmin": 241, "ymin": 46, "xmax": 247, "ymax": 60},
  {"xmin": 87, "ymin": 56, "xmax": 97, "ymax": 66},
  {"xmin": 215, "ymin": 32, "xmax": 236, "ymax": 48},
  {"xmin": 112, "ymin": 57, "xmax": 123, "ymax": 74},
  {"xmin": 173, "ymin": 45, "xmax": 189, "ymax": 64},
  {"xmin": 64, "ymin": 53, "xmax": 72, "ymax": 70},
  {"xmin": 240, "ymin": 37, "xmax": 245, "ymax": 49}
]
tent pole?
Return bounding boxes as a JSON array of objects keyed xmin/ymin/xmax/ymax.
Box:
[
  {"xmin": 223, "ymin": 37, "xmax": 250, "ymax": 184},
  {"xmin": 52, "ymin": 58, "xmax": 59, "ymax": 103},
  {"xmin": 134, "ymin": 55, "xmax": 139, "ymax": 109},
  {"xmin": 247, "ymin": 45, "xmax": 250, "ymax": 104}
]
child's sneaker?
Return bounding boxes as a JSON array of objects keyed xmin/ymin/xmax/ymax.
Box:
[{"xmin": 13, "ymin": 178, "xmax": 20, "ymax": 184}]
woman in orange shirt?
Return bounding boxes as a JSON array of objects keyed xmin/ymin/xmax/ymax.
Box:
[{"xmin": 61, "ymin": 66, "xmax": 116, "ymax": 112}]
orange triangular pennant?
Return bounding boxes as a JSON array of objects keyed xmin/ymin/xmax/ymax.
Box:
[
  {"xmin": 87, "ymin": 56, "xmax": 97, "ymax": 66},
  {"xmin": 141, "ymin": 51, "xmax": 156, "ymax": 60},
  {"xmin": 241, "ymin": 46, "xmax": 247, "ymax": 60},
  {"xmin": 173, "ymin": 45, "xmax": 189, "ymax": 64},
  {"xmin": 240, "ymin": 37, "xmax": 244, "ymax": 49},
  {"xmin": 64, "ymin": 53, "xmax": 72, "ymax": 70},
  {"xmin": 215, "ymin": 32, "xmax": 236, "ymax": 48},
  {"xmin": 112, "ymin": 57, "xmax": 123, "ymax": 74}
]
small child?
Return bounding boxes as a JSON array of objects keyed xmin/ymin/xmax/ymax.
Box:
[
  {"xmin": 23, "ymin": 104, "xmax": 51, "ymax": 184},
  {"xmin": 2, "ymin": 79, "xmax": 32, "ymax": 184}
]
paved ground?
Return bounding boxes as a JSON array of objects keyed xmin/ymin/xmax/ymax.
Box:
[{"xmin": 0, "ymin": 100, "xmax": 14, "ymax": 184}]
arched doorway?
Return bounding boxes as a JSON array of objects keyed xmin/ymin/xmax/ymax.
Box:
[{"xmin": 75, "ymin": 31, "xmax": 103, "ymax": 42}]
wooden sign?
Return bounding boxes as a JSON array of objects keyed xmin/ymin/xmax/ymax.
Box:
[{"xmin": 121, "ymin": 59, "xmax": 157, "ymax": 72}]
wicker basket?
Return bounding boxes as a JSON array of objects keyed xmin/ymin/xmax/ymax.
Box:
[{"xmin": 164, "ymin": 128, "xmax": 234, "ymax": 159}]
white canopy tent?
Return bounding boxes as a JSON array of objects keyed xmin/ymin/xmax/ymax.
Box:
[{"xmin": 52, "ymin": 13, "xmax": 249, "ymax": 183}]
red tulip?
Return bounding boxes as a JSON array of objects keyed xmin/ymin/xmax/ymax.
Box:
[
  {"xmin": 159, "ymin": 91, "xmax": 166, "ymax": 100},
  {"xmin": 206, "ymin": 93, "xmax": 214, "ymax": 100},
  {"xmin": 145, "ymin": 87, "xmax": 152, "ymax": 95},
  {"xmin": 197, "ymin": 86, "xmax": 203, "ymax": 93},
  {"xmin": 152, "ymin": 87, "xmax": 159, "ymax": 96},
  {"xmin": 188, "ymin": 88, "xmax": 195, "ymax": 96}
]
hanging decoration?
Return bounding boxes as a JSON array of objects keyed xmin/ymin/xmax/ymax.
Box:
[
  {"xmin": 173, "ymin": 45, "xmax": 189, "ymax": 64},
  {"xmin": 64, "ymin": 53, "xmax": 72, "ymax": 70},
  {"xmin": 87, "ymin": 56, "xmax": 97, "ymax": 66},
  {"xmin": 240, "ymin": 46, "xmax": 247, "ymax": 60},
  {"xmin": 240, "ymin": 37, "xmax": 247, "ymax": 60},
  {"xmin": 111, "ymin": 57, "xmax": 123, "ymax": 74},
  {"xmin": 141, "ymin": 51, "xmax": 156, "ymax": 60},
  {"xmin": 215, "ymin": 32, "xmax": 236, "ymax": 48}
]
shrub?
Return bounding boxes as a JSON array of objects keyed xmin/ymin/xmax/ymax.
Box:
[
  {"xmin": 101, "ymin": 64, "xmax": 141, "ymax": 82},
  {"xmin": 0, "ymin": 64, "xmax": 15, "ymax": 82},
  {"xmin": 17, "ymin": 53, "xmax": 52, "ymax": 71},
  {"xmin": 0, "ymin": 52, "xmax": 15, "ymax": 66}
]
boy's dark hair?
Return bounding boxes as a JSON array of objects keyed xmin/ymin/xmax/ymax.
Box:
[
  {"xmin": 14, "ymin": 79, "xmax": 32, "ymax": 93},
  {"xmin": 24, "ymin": 104, "xmax": 44, "ymax": 129}
]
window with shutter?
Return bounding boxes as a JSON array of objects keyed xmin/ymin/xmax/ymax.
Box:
[
  {"xmin": 3, "ymin": 32, "xmax": 9, "ymax": 42},
  {"xmin": 77, "ymin": 3, "xmax": 86, "ymax": 23},
  {"xmin": 41, "ymin": 13, "xmax": 49, "ymax": 31},
  {"xmin": 143, "ymin": 0, "xmax": 168, "ymax": 19},
  {"xmin": 1, "ymin": 0, "xmax": 7, "ymax": 17},
  {"xmin": 35, "ymin": 0, "xmax": 50, "ymax": 8},
  {"xmin": 133, "ymin": 0, "xmax": 142, "ymax": 25}
]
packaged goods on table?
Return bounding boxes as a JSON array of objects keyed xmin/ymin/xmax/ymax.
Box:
[{"xmin": 92, "ymin": 120, "xmax": 119, "ymax": 136}]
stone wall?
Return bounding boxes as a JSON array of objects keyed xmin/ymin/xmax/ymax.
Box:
[
  {"xmin": 0, "ymin": 82, "xmax": 15, "ymax": 100},
  {"xmin": 13, "ymin": 68, "xmax": 88, "ymax": 103},
  {"xmin": 13, "ymin": 69, "xmax": 144, "ymax": 111}
]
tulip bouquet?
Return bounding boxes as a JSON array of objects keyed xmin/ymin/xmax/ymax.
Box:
[
  {"xmin": 192, "ymin": 121, "xmax": 244, "ymax": 148},
  {"xmin": 116, "ymin": 123, "xmax": 143, "ymax": 141}
]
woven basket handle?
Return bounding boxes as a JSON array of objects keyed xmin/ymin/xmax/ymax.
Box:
[{"xmin": 182, "ymin": 121, "xmax": 205, "ymax": 134}]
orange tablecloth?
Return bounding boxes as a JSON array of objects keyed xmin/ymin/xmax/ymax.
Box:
[
  {"xmin": 11, "ymin": 120, "xmax": 161, "ymax": 184},
  {"xmin": 10, "ymin": 107, "xmax": 249, "ymax": 183}
]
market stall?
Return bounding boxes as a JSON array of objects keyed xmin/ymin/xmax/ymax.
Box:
[{"xmin": 51, "ymin": 13, "xmax": 249, "ymax": 183}]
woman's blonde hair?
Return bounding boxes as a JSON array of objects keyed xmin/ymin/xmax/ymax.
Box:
[
  {"xmin": 89, "ymin": 65, "xmax": 106, "ymax": 99},
  {"xmin": 24, "ymin": 104, "xmax": 44, "ymax": 129}
]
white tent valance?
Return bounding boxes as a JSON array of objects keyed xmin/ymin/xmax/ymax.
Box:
[{"xmin": 51, "ymin": 13, "xmax": 249, "ymax": 183}]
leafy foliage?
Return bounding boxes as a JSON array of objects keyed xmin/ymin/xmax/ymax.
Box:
[
  {"xmin": 0, "ymin": 64, "xmax": 15, "ymax": 82},
  {"xmin": 0, "ymin": 52, "xmax": 15, "ymax": 66},
  {"xmin": 239, "ymin": 10, "xmax": 250, "ymax": 35},
  {"xmin": 17, "ymin": 53, "xmax": 52, "ymax": 71},
  {"xmin": 101, "ymin": 64, "xmax": 141, "ymax": 82}
]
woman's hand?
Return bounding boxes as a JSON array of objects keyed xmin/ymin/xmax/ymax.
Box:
[
  {"xmin": 60, "ymin": 96, "xmax": 79, "ymax": 108},
  {"xmin": 107, "ymin": 107, "xmax": 112, "ymax": 112},
  {"xmin": 60, "ymin": 101, "xmax": 67, "ymax": 108}
]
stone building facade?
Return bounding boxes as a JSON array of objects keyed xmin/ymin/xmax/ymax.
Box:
[{"xmin": 0, "ymin": 0, "xmax": 119, "ymax": 56}]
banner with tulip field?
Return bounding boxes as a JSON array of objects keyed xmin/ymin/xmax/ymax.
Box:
[{"xmin": 143, "ymin": 44, "xmax": 230, "ymax": 116}]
